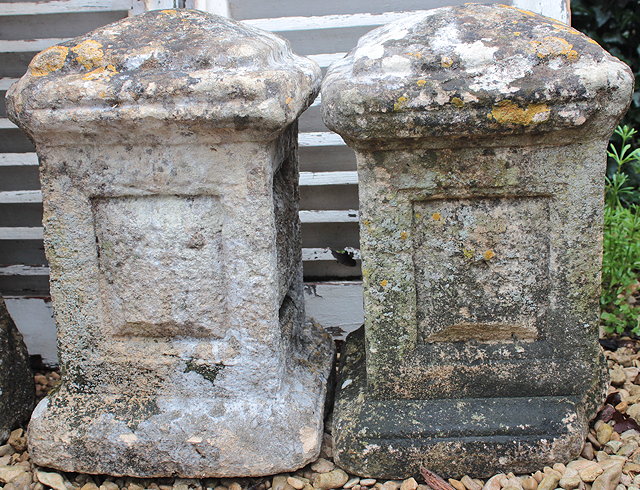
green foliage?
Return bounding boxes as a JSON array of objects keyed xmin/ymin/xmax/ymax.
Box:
[
  {"xmin": 601, "ymin": 126, "xmax": 640, "ymax": 334},
  {"xmin": 571, "ymin": 0, "xmax": 640, "ymax": 127}
]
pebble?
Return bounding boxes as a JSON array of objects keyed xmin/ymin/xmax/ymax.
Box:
[
  {"xmin": 400, "ymin": 478, "xmax": 417, "ymax": 490},
  {"xmin": 80, "ymin": 484, "xmax": 99, "ymax": 490},
  {"xmin": 7, "ymin": 430, "xmax": 27, "ymax": 453},
  {"xmin": 559, "ymin": 468, "xmax": 581, "ymax": 490},
  {"xmin": 461, "ymin": 477, "xmax": 482, "ymax": 490},
  {"xmin": 482, "ymin": 473, "xmax": 506, "ymax": 490},
  {"xmin": 532, "ymin": 472, "xmax": 544, "ymax": 484},
  {"xmin": 312, "ymin": 469, "xmax": 349, "ymax": 489},
  {"xmin": 0, "ymin": 465, "xmax": 26, "ymax": 484},
  {"xmin": 272, "ymin": 476, "xmax": 292, "ymax": 490},
  {"xmin": 99, "ymin": 483, "xmax": 119, "ymax": 490},
  {"xmin": 311, "ymin": 459, "xmax": 335, "ymax": 474},
  {"xmin": 287, "ymin": 477, "xmax": 305, "ymax": 490},
  {"xmin": 35, "ymin": 470, "xmax": 67, "ymax": 490},
  {"xmin": 0, "ymin": 445, "xmax": 14, "ymax": 457},
  {"xmin": 520, "ymin": 476, "xmax": 538, "ymax": 490},
  {"xmin": 537, "ymin": 471, "xmax": 561, "ymax": 490},
  {"xmin": 627, "ymin": 404, "xmax": 640, "ymax": 422},
  {"xmin": 598, "ymin": 424, "xmax": 615, "ymax": 445},
  {"xmin": 578, "ymin": 461, "xmax": 604, "ymax": 482},
  {"xmin": 579, "ymin": 445, "xmax": 594, "ymax": 460},
  {"xmin": 229, "ymin": 483, "xmax": 243, "ymax": 490},
  {"xmin": 592, "ymin": 465, "xmax": 623, "ymax": 490},
  {"xmin": 345, "ymin": 478, "xmax": 360, "ymax": 489},
  {"xmin": 449, "ymin": 479, "xmax": 466, "ymax": 490},
  {"xmin": 610, "ymin": 365, "xmax": 626, "ymax": 385},
  {"xmin": 360, "ymin": 480, "xmax": 376, "ymax": 487},
  {"xmin": 381, "ymin": 482, "xmax": 400, "ymax": 490}
]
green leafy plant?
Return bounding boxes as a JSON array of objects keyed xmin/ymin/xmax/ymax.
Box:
[
  {"xmin": 606, "ymin": 125, "xmax": 640, "ymax": 208},
  {"xmin": 601, "ymin": 126, "xmax": 640, "ymax": 334}
]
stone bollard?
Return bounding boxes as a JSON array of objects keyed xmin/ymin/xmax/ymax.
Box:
[
  {"xmin": 7, "ymin": 9, "xmax": 334, "ymax": 477},
  {"xmin": 322, "ymin": 4, "xmax": 633, "ymax": 478}
]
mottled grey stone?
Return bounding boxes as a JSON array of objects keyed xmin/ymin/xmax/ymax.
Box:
[
  {"xmin": 7, "ymin": 9, "xmax": 334, "ymax": 477},
  {"xmin": 321, "ymin": 4, "xmax": 633, "ymax": 479},
  {"xmin": 0, "ymin": 297, "xmax": 34, "ymax": 443}
]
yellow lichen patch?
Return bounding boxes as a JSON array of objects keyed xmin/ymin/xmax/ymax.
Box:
[
  {"xmin": 379, "ymin": 280, "xmax": 388, "ymax": 287},
  {"xmin": 363, "ymin": 219, "xmax": 371, "ymax": 227},
  {"xmin": 416, "ymin": 79, "xmax": 427, "ymax": 87},
  {"xmin": 405, "ymin": 51, "xmax": 422, "ymax": 58},
  {"xmin": 82, "ymin": 64, "xmax": 118, "ymax": 80},
  {"xmin": 432, "ymin": 212, "xmax": 442, "ymax": 221},
  {"xmin": 440, "ymin": 56, "xmax": 454, "ymax": 68},
  {"xmin": 29, "ymin": 46, "xmax": 69, "ymax": 77},
  {"xmin": 400, "ymin": 231, "xmax": 409, "ymax": 240},
  {"xmin": 450, "ymin": 97, "xmax": 464, "ymax": 108},
  {"xmin": 71, "ymin": 40, "xmax": 104, "ymax": 70},
  {"xmin": 415, "ymin": 212, "xmax": 422, "ymax": 219},
  {"xmin": 393, "ymin": 96, "xmax": 408, "ymax": 111},
  {"xmin": 483, "ymin": 249, "xmax": 496, "ymax": 261},
  {"xmin": 587, "ymin": 38, "xmax": 601, "ymax": 46},
  {"xmin": 500, "ymin": 4, "xmax": 536, "ymax": 16},
  {"xmin": 487, "ymin": 100, "xmax": 550, "ymax": 126},
  {"xmin": 513, "ymin": 32, "xmax": 521, "ymax": 37},
  {"xmin": 160, "ymin": 9, "xmax": 179, "ymax": 14},
  {"xmin": 552, "ymin": 23, "xmax": 579, "ymax": 35},
  {"xmin": 462, "ymin": 248, "xmax": 475, "ymax": 260},
  {"xmin": 529, "ymin": 36, "xmax": 578, "ymax": 60},
  {"xmin": 285, "ymin": 96, "xmax": 293, "ymax": 106}
]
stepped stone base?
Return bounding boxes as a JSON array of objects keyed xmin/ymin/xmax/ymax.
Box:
[
  {"xmin": 29, "ymin": 326, "xmax": 334, "ymax": 478},
  {"xmin": 333, "ymin": 329, "xmax": 607, "ymax": 479}
]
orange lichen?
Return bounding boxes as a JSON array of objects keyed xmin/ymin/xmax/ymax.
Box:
[
  {"xmin": 285, "ymin": 96, "xmax": 293, "ymax": 106},
  {"xmin": 160, "ymin": 9, "xmax": 179, "ymax": 14},
  {"xmin": 71, "ymin": 40, "xmax": 104, "ymax": 70},
  {"xmin": 400, "ymin": 231, "xmax": 408, "ymax": 240},
  {"xmin": 82, "ymin": 64, "xmax": 118, "ymax": 80},
  {"xmin": 416, "ymin": 80, "xmax": 427, "ymax": 87},
  {"xmin": 393, "ymin": 96, "xmax": 408, "ymax": 111},
  {"xmin": 432, "ymin": 212, "xmax": 442, "ymax": 221},
  {"xmin": 405, "ymin": 52, "xmax": 422, "ymax": 58},
  {"xmin": 529, "ymin": 36, "xmax": 578, "ymax": 60},
  {"xmin": 29, "ymin": 46, "xmax": 69, "ymax": 77},
  {"xmin": 462, "ymin": 249, "xmax": 475, "ymax": 260},
  {"xmin": 379, "ymin": 280, "xmax": 388, "ymax": 287},
  {"xmin": 450, "ymin": 97, "xmax": 464, "ymax": 108},
  {"xmin": 487, "ymin": 100, "xmax": 550, "ymax": 126},
  {"xmin": 499, "ymin": 4, "xmax": 537, "ymax": 16},
  {"xmin": 440, "ymin": 56, "xmax": 454, "ymax": 68},
  {"xmin": 483, "ymin": 250, "xmax": 496, "ymax": 260}
]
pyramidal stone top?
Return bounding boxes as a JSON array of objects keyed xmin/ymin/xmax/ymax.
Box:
[
  {"xmin": 8, "ymin": 9, "xmax": 320, "ymax": 141},
  {"xmin": 322, "ymin": 4, "xmax": 633, "ymax": 145}
]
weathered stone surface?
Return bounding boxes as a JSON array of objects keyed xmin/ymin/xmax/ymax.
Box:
[
  {"xmin": 322, "ymin": 3, "xmax": 633, "ymax": 479},
  {"xmin": 0, "ymin": 298, "xmax": 34, "ymax": 444},
  {"xmin": 7, "ymin": 9, "xmax": 333, "ymax": 477}
]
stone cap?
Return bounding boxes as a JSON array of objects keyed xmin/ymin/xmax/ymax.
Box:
[
  {"xmin": 7, "ymin": 9, "xmax": 320, "ymax": 143},
  {"xmin": 321, "ymin": 4, "xmax": 633, "ymax": 147}
]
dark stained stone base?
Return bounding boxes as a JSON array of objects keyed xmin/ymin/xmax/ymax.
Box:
[{"xmin": 333, "ymin": 328, "xmax": 606, "ymax": 479}]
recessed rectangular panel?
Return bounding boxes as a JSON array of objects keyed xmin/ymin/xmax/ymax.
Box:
[
  {"xmin": 93, "ymin": 195, "xmax": 225, "ymax": 338},
  {"xmin": 412, "ymin": 196, "xmax": 550, "ymax": 343}
]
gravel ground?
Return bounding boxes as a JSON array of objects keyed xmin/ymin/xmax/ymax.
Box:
[{"xmin": 2, "ymin": 339, "xmax": 640, "ymax": 490}]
